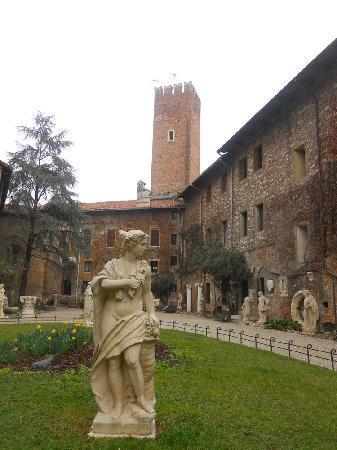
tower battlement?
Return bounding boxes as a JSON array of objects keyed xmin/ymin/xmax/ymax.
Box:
[
  {"xmin": 151, "ymin": 82, "xmax": 200, "ymax": 196},
  {"xmin": 154, "ymin": 82, "xmax": 200, "ymax": 103}
]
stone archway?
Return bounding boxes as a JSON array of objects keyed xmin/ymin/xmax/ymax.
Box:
[{"xmin": 291, "ymin": 290, "xmax": 305, "ymax": 326}]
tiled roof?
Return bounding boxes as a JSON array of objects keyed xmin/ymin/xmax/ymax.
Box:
[{"xmin": 80, "ymin": 198, "xmax": 184, "ymax": 212}]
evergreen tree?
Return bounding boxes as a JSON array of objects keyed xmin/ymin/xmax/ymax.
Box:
[{"xmin": 7, "ymin": 112, "xmax": 83, "ymax": 297}]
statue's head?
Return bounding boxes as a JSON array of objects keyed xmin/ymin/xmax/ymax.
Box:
[
  {"xmin": 120, "ymin": 229, "xmax": 148, "ymax": 257},
  {"xmin": 258, "ymin": 291, "xmax": 263, "ymax": 297}
]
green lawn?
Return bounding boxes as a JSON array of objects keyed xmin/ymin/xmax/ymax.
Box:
[{"xmin": 0, "ymin": 324, "xmax": 337, "ymax": 449}]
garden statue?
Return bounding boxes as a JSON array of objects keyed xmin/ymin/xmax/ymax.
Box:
[
  {"xmin": 257, "ymin": 291, "xmax": 269, "ymax": 325},
  {"xmin": 89, "ymin": 230, "xmax": 159, "ymax": 439},
  {"xmin": 241, "ymin": 290, "xmax": 253, "ymax": 324},
  {"xmin": 176, "ymin": 293, "xmax": 183, "ymax": 311},
  {"xmin": 20, "ymin": 296, "xmax": 37, "ymax": 318},
  {"xmin": 83, "ymin": 284, "xmax": 94, "ymax": 326},
  {"xmin": 0, "ymin": 284, "xmax": 7, "ymax": 318},
  {"xmin": 291, "ymin": 289, "xmax": 319, "ymax": 334}
]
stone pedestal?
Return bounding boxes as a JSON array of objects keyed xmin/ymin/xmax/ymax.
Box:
[
  {"xmin": 20, "ymin": 296, "xmax": 37, "ymax": 318},
  {"xmin": 89, "ymin": 412, "xmax": 155, "ymax": 439}
]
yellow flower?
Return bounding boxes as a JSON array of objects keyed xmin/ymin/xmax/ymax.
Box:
[
  {"xmin": 14, "ymin": 338, "xmax": 18, "ymax": 342},
  {"xmin": 72, "ymin": 337, "xmax": 76, "ymax": 341},
  {"xmin": 75, "ymin": 323, "xmax": 81, "ymax": 327},
  {"xmin": 71, "ymin": 329, "xmax": 77, "ymax": 334},
  {"xmin": 36, "ymin": 324, "xmax": 42, "ymax": 330},
  {"xmin": 51, "ymin": 329, "xmax": 57, "ymax": 334},
  {"xmin": 47, "ymin": 336, "xmax": 52, "ymax": 341},
  {"xmin": 63, "ymin": 321, "xmax": 68, "ymax": 325}
]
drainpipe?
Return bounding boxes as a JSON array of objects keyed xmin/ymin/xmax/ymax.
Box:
[
  {"xmin": 75, "ymin": 220, "xmax": 82, "ymax": 305},
  {"xmin": 219, "ymin": 157, "xmax": 234, "ymax": 249}
]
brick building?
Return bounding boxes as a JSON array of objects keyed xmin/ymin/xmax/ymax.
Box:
[
  {"xmin": 1, "ymin": 41, "xmax": 336, "ymax": 324},
  {"xmin": 180, "ymin": 39, "xmax": 337, "ymax": 322}
]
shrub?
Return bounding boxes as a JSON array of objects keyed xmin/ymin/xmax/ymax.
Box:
[{"xmin": 264, "ymin": 319, "xmax": 302, "ymax": 332}]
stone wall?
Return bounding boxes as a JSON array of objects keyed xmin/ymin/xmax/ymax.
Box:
[{"xmin": 181, "ymin": 67, "xmax": 337, "ymax": 322}]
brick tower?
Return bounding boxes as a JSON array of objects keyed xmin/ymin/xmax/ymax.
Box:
[{"xmin": 151, "ymin": 82, "xmax": 200, "ymax": 196}]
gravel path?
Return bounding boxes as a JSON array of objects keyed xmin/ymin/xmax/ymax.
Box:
[{"xmin": 1, "ymin": 308, "xmax": 336, "ymax": 371}]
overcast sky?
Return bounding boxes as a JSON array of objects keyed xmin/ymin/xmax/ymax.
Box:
[{"xmin": 0, "ymin": 1, "xmax": 335, "ymax": 202}]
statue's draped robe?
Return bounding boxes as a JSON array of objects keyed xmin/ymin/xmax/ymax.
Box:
[{"xmin": 90, "ymin": 259, "xmax": 147, "ymax": 415}]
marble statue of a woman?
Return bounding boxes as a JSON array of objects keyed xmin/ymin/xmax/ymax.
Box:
[{"xmin": 89, "ymin": 230, "xmax": 159, "ymax": 438}]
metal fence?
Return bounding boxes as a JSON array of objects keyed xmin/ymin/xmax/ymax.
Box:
[
  {"xmin": 1, "ymin": 315, "xmax": 336, "ymax": 371},
  {"xmin": 159, "ymin": 319, "xmax": 337, "ymax": 372}
]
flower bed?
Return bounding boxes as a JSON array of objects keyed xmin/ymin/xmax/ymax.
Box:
[{"xmin": 0, "ymin": 322, "xmax": 92, "ymax": 366}]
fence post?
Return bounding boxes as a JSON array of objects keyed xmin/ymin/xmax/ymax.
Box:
[
  {"xmin": 330, "ymin": 348, "xmax": 336, "ymax": 371},
  {"xmin": 228, "ymin": 329, "xmax": 233, "ymax": 342},
  {"xmin": 288, "ymin": 340, "xmax": 293, "ymax": 358},
  {"xmin": 184, "ymin": 322, "xmax": 187, "ymax": 332},
  {"xmin": 306, "ymin": 344, "xmax": 313, "ymax": 364},
  {"xmin": 239, "ymin": 330, "xmax": 244, "ymax": 345},
  {"xmin": 172, "ymin": 321, "xmax": 175, "ymax": 330},
  {"xmin": 269, "ymin": 337, "xmax": 275, "ymax": 353},
  {"xmin": 205, "ymin": 326, "xmax": 209, "ymax": 337},
  {"xmin": 194, "ymin": 324, "xmax": 198, "ymax": 334},
  {"xmin": 254, "ymin": 334, "xmax": 259, "ymax": 349},
  {"xmin": 159, "ymin": 320, "xmax": 162, "ymax": 327},
  {"xmin": 216, "ymin": 327, "xmax": 221, "ymax": 339}
]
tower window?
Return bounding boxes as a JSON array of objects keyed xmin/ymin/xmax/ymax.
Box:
[
  {"xmin": 254, "ymin": 145, "xmax": 263, "ymax": 171},
  {"xmin": 168, "ymin": 130, "xmax": 175, "ymax": 142}
]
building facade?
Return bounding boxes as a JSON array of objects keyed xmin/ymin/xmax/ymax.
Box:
[{"xmin": 180, "ymin": 39, "xmax": 337, "ymax": 322}]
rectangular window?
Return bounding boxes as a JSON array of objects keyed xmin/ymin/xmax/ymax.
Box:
[
  {"xmin": 206, "ymin": 184, "xmax": 212, "ymax": 202},
  {"xmin": 240, "ymin": 211, "xmax": 248, "ymax": 237},
  {"xmin": 84, "ymin": 260, "xmax": 92, "ymax": 273},
  {"xmin": 171, "ymin": 233, "xmax": 177, "ymax": 246},
  {"xmin": 206, "ymin": 228, "xmax": 211, "ymax": 243},
  {"xmin": 106, "ymin": 229, "xmax": 116, "ymax": 248},
  {"xmin": 296, "ymin": 224, "xmax": 308, "ymax": 262},
  {"xmin": 205, "ymin": 283, "xmax": 211, "ymax": 304},
  {"xmin": 150, "ymin": 260, "xmax": 159, "ymax": 273},
  {"xmin": 256, "ymin": 203, "xmax": 264, "ymax": 232},
  {"xmin": 150, "ymin": 229, "xmax": 160, "ymax": 246},
  {"xmin": 254, "ymin": 145, "xmax": 263, "ymax": 171},
  {"xmin": 239, "ymin": 157, "xmax": 248, "ymax": 180},
  {"xmin": 171, "ymin": 283, "xmax": 177, "ymax": 294},
  {"xmin": 171, "ymin": 209, "xmax": 179, "ymax": 221},
  {"xmin": 170, "ymin": 255, "xmax": 178, "ymax": 267},
  {"xmin": 168, "ymin": 130, "xmax": 175, "ymax": 141},
  {"xmin": 220, "ymin": 171, "xmax": 227, "ymax": 193},
  {"xmin": 294, "ymin": 145, "xmax": 306, "ymax": 179},
  {"xmin": 222, "ymin": 220, "xmax": 228, "ymax": 244}
]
